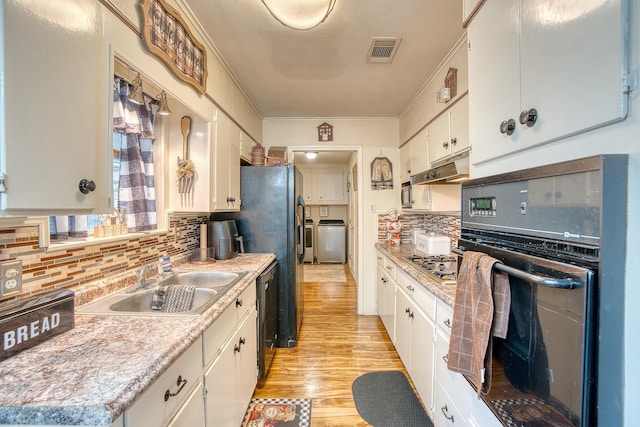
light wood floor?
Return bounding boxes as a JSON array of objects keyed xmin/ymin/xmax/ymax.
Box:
[{"xmin": 252, "ymin": 264, "xmax": 411, "ymax": 426}]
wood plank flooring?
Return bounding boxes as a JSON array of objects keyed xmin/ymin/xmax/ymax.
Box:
[{"xmin": 252, "ymin": 264, "xmax": 412, "ymax": 426}]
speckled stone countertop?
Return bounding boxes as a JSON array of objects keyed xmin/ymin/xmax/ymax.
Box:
[
  {"xmin": 375, "ymin": 242, "xmax": 457, "ymax": 307},
  {"xmin": 0, "ymin": 253, "xmax": 275, "ymax": 426}
]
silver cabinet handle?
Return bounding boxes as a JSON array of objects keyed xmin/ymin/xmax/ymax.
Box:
[
  {"xmin": 442, "ymin": 141, "xmax": 449, "ymax": 149},
  {"xmin": 441, "ymin": 405, "xmax": 454, "ymax": 422},
  {"xmin": 78, "ymin": 179, "xmax": 96, "ymax": 194},
  {"xmin": 519, "ymin": 108, "xmax": 538, "ymax": 127},
  {"xmin": 499, "ymin": 119, "xmax": 516, "ymax": 135},
  {"xmin": 164, "ymin": 375, "xmax": 187, "ymax": 402}
]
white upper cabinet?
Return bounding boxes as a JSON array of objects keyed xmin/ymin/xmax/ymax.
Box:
[
  {"xmin": 400, "ymin": 131, "xmax": 428, "ymax": 183},
  {"xmin": 468, "ymin": 0, "xmax": 630, "ymax": 165},
  {"xmin": 210, "ymin": 111, "xmax": 241, "ymax": 212},
  {"xmin": 299, "ymin": 165, "xmax": 347, "ymax": 205},
  {"xmin": 427, "ymin": 95, "xmax": 470, "ymax": 165},
  {"xmin": 1, "ymin": 0, "xmax": 110, "ymax": 215}
]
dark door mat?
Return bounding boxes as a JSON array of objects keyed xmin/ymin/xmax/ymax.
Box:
[
  {"xmin": 242, "ymin": 398, "xmax": 311, "ymax": 427},
  {"xmin": 352, "ymin": 370, "xmax": 433, "ymax": 427}
]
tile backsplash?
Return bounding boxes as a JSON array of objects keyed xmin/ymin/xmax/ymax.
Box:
[
  {"xmin": 0, "ymin": 215, "xmax": 208, "ymax": 303},
  {"xmin": 378, "ymin": 212, "xmax": 461, "ymax": 247}
]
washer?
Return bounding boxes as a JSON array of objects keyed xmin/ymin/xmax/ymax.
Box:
[{"xmin": 317, "ymin": 219, "xmax": 346, "ymax": 263}]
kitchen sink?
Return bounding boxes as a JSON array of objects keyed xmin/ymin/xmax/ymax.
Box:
[
  {"xmin": 161, "ymin": 270, "xmax": 247, "ymax": 288},
  {"xmin": 76, "ymin": 270, "xmax": 248, "ymax": 316}
]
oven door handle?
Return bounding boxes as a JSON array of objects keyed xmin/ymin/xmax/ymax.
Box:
[{"xmin": 452, "ymin": 247, "xmax": 582, "ymax": 289}]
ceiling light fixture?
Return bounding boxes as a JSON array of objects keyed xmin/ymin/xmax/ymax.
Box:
[
  {"xmin": 156, "ymin": 91, "xmax": 171, "ymax": 116},
  {"xmin": 127, "ymin": 73, "xmax": 145, "ymax": 105},
  {"xmin": 261, "ymin": 0, "xmax": 337, "ymax": 31},
  {"xmin": 305, "ymin": 152, "xmax": 318, "ymax": 159}
]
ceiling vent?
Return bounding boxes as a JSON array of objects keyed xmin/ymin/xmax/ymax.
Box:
[{"xmin": 367, "ymin": 37, "xmax": 402, "ymax": 64}]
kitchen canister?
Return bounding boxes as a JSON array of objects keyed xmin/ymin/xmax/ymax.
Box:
[{"xmin": 251, "ymin": 143, "xmax": 266, "ymax": 166}]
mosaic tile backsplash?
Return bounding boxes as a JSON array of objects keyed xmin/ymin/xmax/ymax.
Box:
[
  {"xmin": 0, "ymin": 215, "xmax": 208, "ymax": 304},
  {"xmin": 377, "ymin": 212, "xmax": 461, "ymax": 248}
]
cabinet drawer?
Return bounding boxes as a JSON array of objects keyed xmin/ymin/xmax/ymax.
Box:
[
  {"xmin": 126, "ymin": 337, "xmax": 203, "ymax": 427},
  {"xmin": 435, "ymin": 329, "xmax": 473, "ymax": 416},
  {"xmin": 382, "ymin": 258, "xmax": 397, "ymax": 280},
  {"xmin": 397, "ymin": 269, "xmax": 435, "ymax": 320},
  {"xmin": 203, "ymin": 283, "xmax": 256, "ymax": 365},
  {"xmin": 376, "ymin": 253, "xmax": 385, "ymax": 268},
  {"xmin": 436, "ymin": 299, "xmax": 453, "ymax": 335},
  {"xmin": 434, "ymin": 379, "xmax": 466, "ymax": 427}
]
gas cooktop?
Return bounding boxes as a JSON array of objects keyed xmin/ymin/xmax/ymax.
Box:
[{"xmin": 406, "ymin": 254, "xmax": 457, "ymax": 286}]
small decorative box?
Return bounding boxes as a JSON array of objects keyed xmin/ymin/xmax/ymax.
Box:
[{"xmin": 0, "ymin": 289, "xmax": 75, "ymax": 362}]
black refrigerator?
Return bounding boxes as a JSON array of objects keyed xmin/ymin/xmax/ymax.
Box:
[{"xmin": 237, "ymin": 165, "xmax": 305, "ymax": 348}]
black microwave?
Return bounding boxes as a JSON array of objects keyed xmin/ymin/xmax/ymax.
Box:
[{"xmin": 401, "ymin": 182, "xmax": 412, "ymax": 208}]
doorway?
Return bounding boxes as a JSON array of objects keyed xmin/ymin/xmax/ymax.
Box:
[{"xmin": 290, "ymin": 147, "xmax": 361, "ymax": 284}]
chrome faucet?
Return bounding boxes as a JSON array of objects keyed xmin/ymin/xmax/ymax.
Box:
[{"xmin": 137, "ymin": 264, "xmax": 154, "ymax": 286}]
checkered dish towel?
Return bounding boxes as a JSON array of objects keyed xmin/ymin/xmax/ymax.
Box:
[
  {"xmin": 447, "ymin": 251, "xmax": 511, "ymax": 396},
  {"xmin": 151, "ymin": 285, "xmax": 196, "ymax": 313}
]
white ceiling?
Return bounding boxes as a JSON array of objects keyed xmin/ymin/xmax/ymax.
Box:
[{"xmin": 184, "ymin": 0, "xmax": 465, "ymax": 118}]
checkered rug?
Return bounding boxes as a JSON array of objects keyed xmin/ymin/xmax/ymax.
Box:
[{"xmin": 242, "ymin": 398, "xmax": 312, "ymax": 427}]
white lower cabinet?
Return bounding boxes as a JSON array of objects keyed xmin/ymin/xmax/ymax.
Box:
[
  {"xmin": 394, "ymin": 270, "xmax": 436, "ymax": 417},
  {"xmin": 167, "ymin": 382, "xmax": 206, "ymax": 427},
  {"xmin": 376, "ymin": 252, "xmax": 397, "ymax": 342},
  {"xmin": 381, "ymin": 254, "xmax": 504, "ymax": 427},
  {"xmin": 204, "ymin": 307, "xmax": 258, "ymax": 426},
  {"xmin": 125, "ymin": 337, "xmax": 204, "ymax": 427}
]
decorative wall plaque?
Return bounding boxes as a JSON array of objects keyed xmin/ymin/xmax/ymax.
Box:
[
  {"xmin": 371, "ymin": 156, "xmax": 393, "ymax": 190},
  {"xmin": 444, "ymin": 67, "xmax": 457, "ymax": 99},
  {"xmin": 318, "ymin": 122, "xmax": 333, "ymax": 141},
  {"xmin": 140, "ymin": 0, "xmax": 208, "ymax": 94}
]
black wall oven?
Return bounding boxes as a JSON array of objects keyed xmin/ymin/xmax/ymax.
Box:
[{"xmin": 455, "ymin": 155, "xmax": 627, "ymax": 427}]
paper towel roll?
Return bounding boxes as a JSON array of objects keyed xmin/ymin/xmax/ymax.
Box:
[{"xmin": 200, "ymin": 223, "xmax": 207, "ymax": 249}]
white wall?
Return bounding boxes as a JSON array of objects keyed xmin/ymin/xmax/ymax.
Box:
[{"xmin": 262, "ymin": 118, "xmax": 400, "ymax": 314}]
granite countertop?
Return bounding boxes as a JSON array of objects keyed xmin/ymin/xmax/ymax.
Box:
[
  {"xmin": 375, "ymin": 242, "xmax": 457, "ymax": 307},
  {"xmin": 0, "ymin": 253, "xmax": 275, "ymax": 426}
]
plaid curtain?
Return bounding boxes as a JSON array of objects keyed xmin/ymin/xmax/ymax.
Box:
[{"xmin": 114, "ymin": 79, "xmax": 157, "ymax": 232}]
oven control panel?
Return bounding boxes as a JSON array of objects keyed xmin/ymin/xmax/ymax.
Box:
[{"xmin": 469, "ymin": 196, "xmax": 496, "ymax": 216}]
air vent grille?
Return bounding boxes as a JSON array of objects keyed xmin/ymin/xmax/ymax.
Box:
[{"xmin": 367, "ymin": 37, "xmax": 401, "ymax": 64}]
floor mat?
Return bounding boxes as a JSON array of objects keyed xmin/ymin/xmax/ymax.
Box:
[
  {"xmin": 304, "ymin": 264, "xmax": 346, "ymax": 282},
  {"xmin": 242, "ymin": 398, "xmax": 312, "ymax": 427},
  {"xmin": 352, "ymin": 370, "xmax": 432, "ymax": 427},
  {"xmin": 489, "ymin": 398, "xmax": 575, "ymax": 427}
]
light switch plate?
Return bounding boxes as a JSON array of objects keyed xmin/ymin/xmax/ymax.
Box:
[{"xmin": 0, "ymin": 259, "xmax": 22, "ymax": 297}]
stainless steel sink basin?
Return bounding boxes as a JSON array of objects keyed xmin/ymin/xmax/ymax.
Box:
[
  {"xmin": 76, "ymin": 270, "xmax": 248, "ymax": 316},
  {"xmin": 109, "ymin": 287, "xmax": 217, "ymax": 313},
  {"xmin": 162, "ymin": 270, "xmax": 247, "ymax": 288}
]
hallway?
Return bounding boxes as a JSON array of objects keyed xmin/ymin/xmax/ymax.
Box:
[{"xmin": 252, "ymin": 264, "xmax": 411, "ymax": 426}]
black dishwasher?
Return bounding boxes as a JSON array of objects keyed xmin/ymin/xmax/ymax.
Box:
[{"xmin": 257, "ymin": 261, "xmax": 278, "ymax": 383}]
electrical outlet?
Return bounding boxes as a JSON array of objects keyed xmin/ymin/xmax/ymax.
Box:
[
  {"xmin": 0, "ymin": 259, "xmax": 22, "ymax": 297},
  {"xmin": 370, "ymin": 203, "xmax": 376, "ymax": 212}
]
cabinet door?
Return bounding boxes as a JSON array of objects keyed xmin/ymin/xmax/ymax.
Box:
[
  {"xmin": 467, "ymin": 0, "xmax": 521, "ymax": 164},
  {"xmin": 427, "ymin": 114, "xmax": 452, "ymax": 164},
  {"xmin": 400, "ymin": 143, "xmax": 412, "ymax": 182},
  {"xmin": 167, "ymin": 382, "xmax": 206, "ymax": 427},
  {"xmin": 449, "ymin": 97, "xmax": 470, "ymax": 155},
  {"xmin": 411, "ymin": 306, "xmax": 435, "ymax": 416},
  {"xmin": 2, "ymin": 0, "xmax": 110, "ymax": 214},
  {"xmin": 394, "ymin": 287, "xmax": 412, "ymax": 368},
  {"xmin": 211, "ymin": 112, "xmax": 240, "ymax": 211},
  {"xmin": 298, "ymin": 167, "xmax": 314, "ymax": 202},
  {"xmin": 519, "ymin": 0, "xmax": 628, "ymax": 149},
  {"xmin": 382, "ymin": 272, "xmax": 396, "ymax": 343},
  {"xmin": 316, "ymin": 168, "xmax": 345, "ymax": 203},
  {"xmin": 204, "ymin": 308, "xmax": 257, "ymax": 427},
  {"xmin": 410, "ymin": 131, "xmax": 428, "ymax": 176},
  {"xmin": 377, "ymin": 265, "xmax": 386, "ymax": 317}
]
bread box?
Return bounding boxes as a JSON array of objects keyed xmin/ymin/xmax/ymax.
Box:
[{"xmin": 415, "ymin": 233, "xmax": 450, "ymax": 256}]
